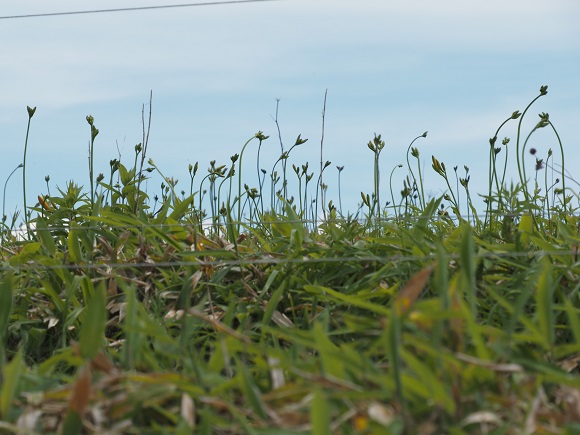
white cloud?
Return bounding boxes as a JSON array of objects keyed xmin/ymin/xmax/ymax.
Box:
[{"xmin": 0, "ymin": 0, "xmax": 578, "ymax": 218}]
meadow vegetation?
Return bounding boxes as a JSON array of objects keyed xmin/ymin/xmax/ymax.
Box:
[{"xmin": 1, "ymin": 86, "xmax": 580, "ymax": 433}]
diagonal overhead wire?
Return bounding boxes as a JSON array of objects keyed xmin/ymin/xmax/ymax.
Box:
[{"xmin": 0, "ymin": 0, "xmax": 281, "ymax": 20}]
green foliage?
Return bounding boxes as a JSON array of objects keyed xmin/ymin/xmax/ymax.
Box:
[{"xmin": 0, "ymin": 86, "xmax": 578, "ymax": 432}]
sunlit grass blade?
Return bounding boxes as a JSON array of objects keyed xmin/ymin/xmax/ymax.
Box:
[
  {"xmin": 0, "ymin": 273, "xmax": 13, "ymax": 368},
  {"xmin": 313, "ymin": 321, "xmax": 345, "ymax": 380},
  {"xmin": 310, "ymin": 387, "xmax": 331, "ymax": 435},
  {"xmin": 238, "ymin": 359, "xmax": 268, "ymax": 421},
  {"xmin": 79, "ymin": 280, "xmax": 106, "ymax": 361},
  {"xmin": 536, "ymin": 256, "xmax": 555, "ymax": 351},
  {"xmin": 460, "ymin": 223, "xmax": 477, "ymax": 317},
  {"xmin": 0, "ymin": 347, "xmax": 24, "ymax": 420}
]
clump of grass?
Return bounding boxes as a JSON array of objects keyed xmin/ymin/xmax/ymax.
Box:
[{"xmin": 0, "ymin": 86, "xmax": 578, "ymax": 433}]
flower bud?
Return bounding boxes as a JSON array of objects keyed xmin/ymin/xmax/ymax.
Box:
[{"xmin": 295, "ymin": 134, "xmax": 308, "ymax": 146}]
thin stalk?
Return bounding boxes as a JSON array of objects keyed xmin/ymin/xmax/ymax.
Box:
[
  {"xmin": 22, "ymin": 106, "xmax": 36, "ymax": 233},
  {"xmin": 389, "ymin": 164, "xmax": 403, "ymax": 220},
  {"xmin": 256, "ymin": 137, "xmax": 265, "ymax": 214},
  {"xmin": 548, "ymin": 120, "xmax": 566, "ymax": 211},
  {"xmin": 336, "ymin": 166, "xmax": 344, "ymax": 216},
  {"xmin": 319, "ymin": 89, "xmax": 328, "ymax": 222},
  {"xmin": 544, "ymin": 151, "xmax": 552, "ymax": 224},
  {"xmin": 515, "ymin": 87, "xmax": 547, "ymax": 205},
  {"xmin": 3, "ymin": 164, "xmax": 23, "ymax": 224},
  {"xmin": 272, "ymin": 99, "xmax": 285, "ymax": 196},
  {"xmin": 86, "ymin": 116, "xmax": 99, "ymax": 209},
  {"xmin": 485, "ymin": 113, "xmax": 517, "ymax": 228},
  {"xmin": 135, "ymin": 91, "xmax": 153, "ymax": 214},
  {"xmin": 405, "ymin": 132, "xmax": 428, "ymax": 209},
  {"xmin": 237, "ymin": 133, "xmax": 262, "ymax": 233}
]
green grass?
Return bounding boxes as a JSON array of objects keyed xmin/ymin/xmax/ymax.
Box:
[{"xmin": 1, "ymin": 85, "xmax": 580, "ymax": 434}]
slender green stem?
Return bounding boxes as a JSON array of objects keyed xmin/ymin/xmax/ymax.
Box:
[
  {"xmin": 406, "ymin": 132, "xmax": 427, "ymax": 209},
  {"xmin": 515, "ymin": 88, "xmax": 546, "ymax": 205},
  {"xmin": 520, "ymin": 129, "xmax": 538, "ymax": 211},
  {"xmin": 544, "ymin": 151, "xmax": 552, "ymax": 224},
  {"xmin": 319, "ymin": 90, "xmax": 328, "ymax": 222},
  {"xmin": 237, "ymin": 133, "xmax": 261, "ymax": 233},
  {"xmin": 549, "ymin": 120, "xmax": 566, "ymax": 211},
  {"xmin": 3, "ymin": 164, "xmax": 23, "ymax": 224},
  {"xmin": 390, "ymin": 164, "xmax": 402, "ymax": 221},
  {"xmin": 22, "ymin": 106, "xmax": 36, "ymax": 233},
  {"xmin": 336, "ymin": 166, "xmax": 344, "ymax": 216}
]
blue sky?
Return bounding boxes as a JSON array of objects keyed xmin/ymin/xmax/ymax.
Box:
[{"xmin": 1, "ymin": 0, "xmax": 579, "ymax": 222}]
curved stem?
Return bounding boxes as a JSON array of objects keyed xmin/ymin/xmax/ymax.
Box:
[
  {"xmin": 22, "ymin": 115, "xmax": 34, "ymax": 232},
  {"xmin": 549, "ymin": 121, "xmax": 566, "ymax": 211},
  {"xmin": 4, "ymin": 164, "xmax": 23, "ymax": 223},
  {"xmin": 237, "ymin": 134, "xmax": 258, "ymax": 233}
]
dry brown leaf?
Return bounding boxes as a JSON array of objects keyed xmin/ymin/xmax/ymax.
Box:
[
  {"xmin": 394, "ymin": 264, "xmax": 434, "ymax": 316},
  {"xmin": 271, "ymin": 310, "xmax": 294, "ymax": 328},
  {"xmin": 243, "ymin": 281, "xmax": 259, "ymax": 298},
  {"xmin": 191, "ymin": 270, "xmax": 203, "ymax": 291},
  {"xmin": 16, "ymin": 408, "xmax": 42, "ymax": 431},
  {"xmin": 108, "ymin": 277, "xmax": 118, "ymax": 297},
  {"xmin": 455, "ymin": 353, "xmax": 524, "ymax": 373},
  {"xmin": 461, "ymin": 410, "xmax": 502, "ymax": 427},
  {"xmin": 559, "ymin": 354, "xmax": 580, "ymax": 373},
  {"xmin": 181, "ymin": 393, "xmax": 196, "ymax": 428},
  {"xmin": 90, "ymin": 350, "xmax": 116, "ymax": 375},
  {"xmin": 268, "ymin": 357, "xmax": 285, "ymax": 389},
  {"xmin": 188, "ymin": 308, "xmax": 251, "ymax": 343},
  {"xmin": 68, "ymin": 364, "xmax": 91, "ymax": 415},
  {"xmin": 367, "ymin": 401, "xmax": 395, "ymax": 426},
  {"xmin": 554, "ymin": 385, "xmax": 580, "ymax": 422}
]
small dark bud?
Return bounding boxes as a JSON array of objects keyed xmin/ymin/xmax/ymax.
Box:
[
  {"xmin": 295, "ymin": 134, "xmax": 308, "ymax": 146},
  {"xmin": 91, "ymin": 125, "xmax": 99, "ymax": 141},
  {"xmin": 255, "ymin": 131, "xmax": 269, "ymax": 141}
]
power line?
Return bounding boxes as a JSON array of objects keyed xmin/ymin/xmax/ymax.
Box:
[{"xmin": 0, "ymin": 0, "xmax": 280, "ymax": 20}]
